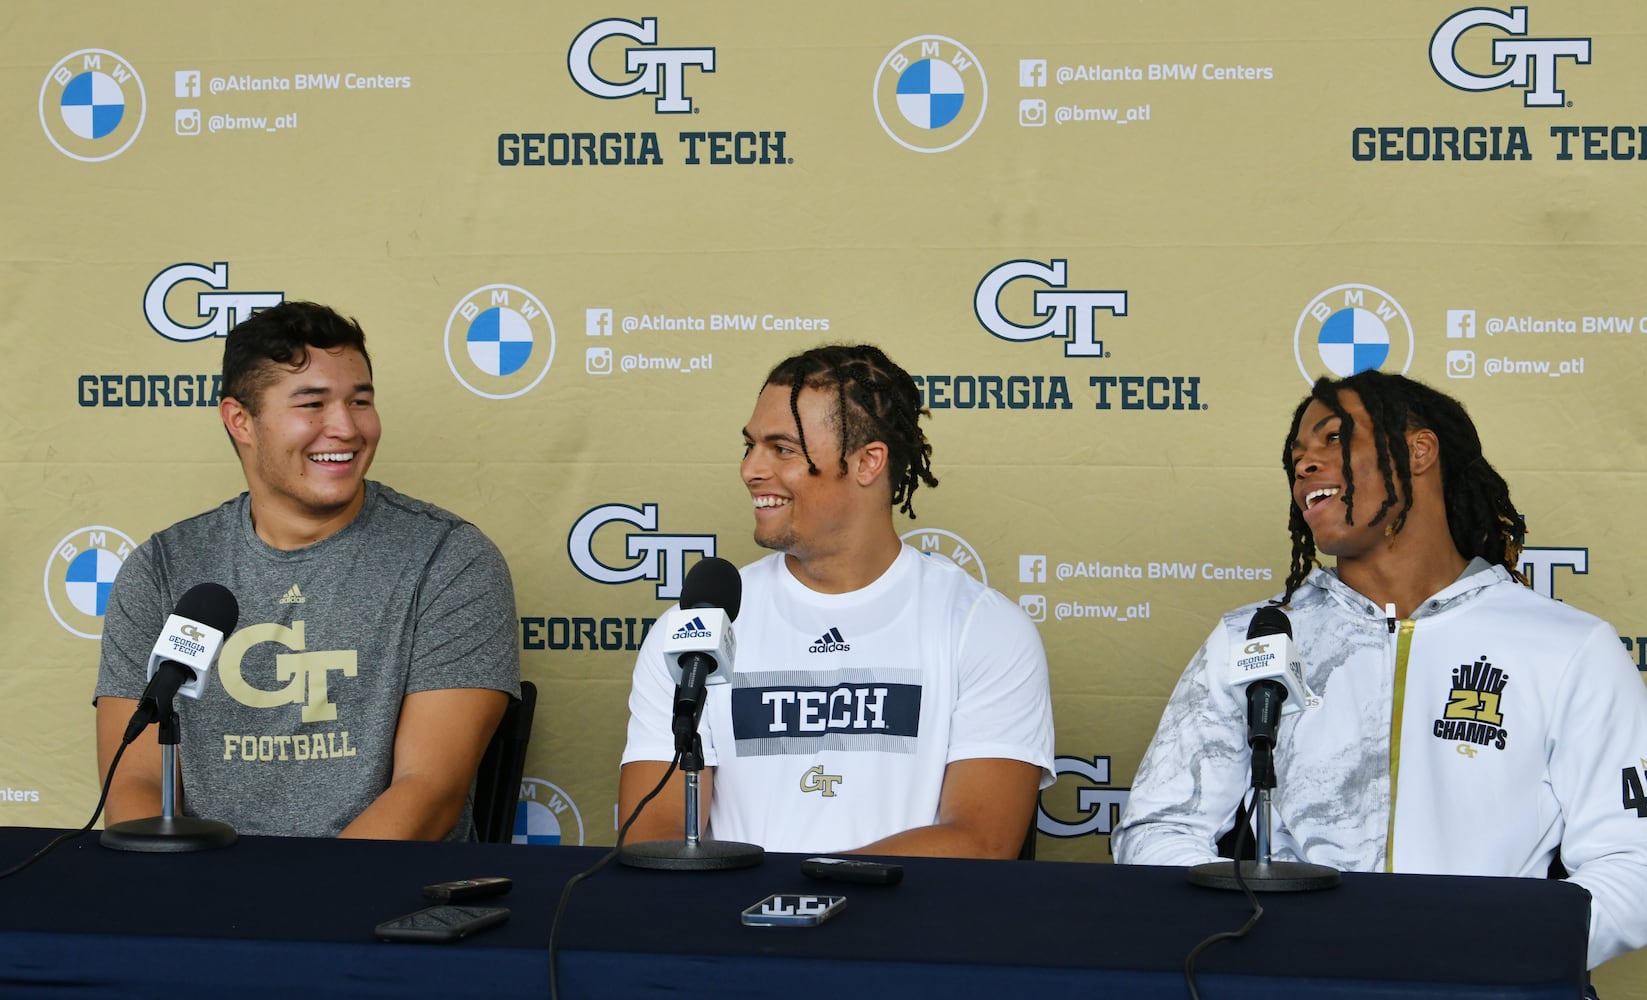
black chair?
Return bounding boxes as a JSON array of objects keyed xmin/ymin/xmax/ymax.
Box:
[{"xmin": 472, "ymin": 680, "xmax": 537, "ymax": 844}]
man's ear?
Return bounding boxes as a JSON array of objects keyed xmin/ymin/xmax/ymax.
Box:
[
  {"xmin": 854, "ymin": 440, "xmax": 890, "ymax": 487},
  {"xmin": 220, "ymin": 396, "xmax": 254, "ymax": 450},
  {"xmin": 1407, "ymin": 427, "xmax": 1440, "ymax": 477}
]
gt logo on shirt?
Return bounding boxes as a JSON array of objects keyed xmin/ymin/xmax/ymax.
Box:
[
  {"xmin": 218, "ymin": 620, "xmax": 359, "ymax": 723},
  {"xmin": 800, "ymin": 765, "xmax": 843, "ymax": 797}
]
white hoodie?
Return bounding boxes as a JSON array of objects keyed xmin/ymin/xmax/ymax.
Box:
[{"xmin": 1114, "ymin": 561, "xmax": 1647, "ymax": 968}]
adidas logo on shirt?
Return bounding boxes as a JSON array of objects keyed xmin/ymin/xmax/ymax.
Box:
[
  {"xmin": 808, "ymin": 626, "xmax": 850, "ymax": 653},
  {"xmin": 278, "ymin": 584, "xmax": 305, "ymax": 605}
]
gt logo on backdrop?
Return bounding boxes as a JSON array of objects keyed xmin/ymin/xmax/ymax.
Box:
[
  {"xmin": 1037, "ymin": 755, "xmax": 1131, "ymax": 850},
  {"xmin": 39, "ymin": 49, "xmax": 146, "ymax": 162},
  {"xmin": 1518, "ymin": 546, "xmax": 1586, "ymax": 600},
  {"xmin": 1430, "ymin": 7, "xmax": 1590, "ymax": 108},
  {"xmin": 568, "ymin": 18, "xmax": 715, "ymax": 113},
  {"xmin": 145, "ymin": 263, "xmax": 284, "ymax": 341},
  {"xmin": 43, "ymin": 526, "xmax": 136, "ymax": 639},
  {"xmin": 444, "ymin": 285, "xmax": 557, "ymax": 399},
  {"xmin": 568, "ymin": 503, "xmax": 716, "ymax": 600},
  {"xmin": 513, "ymin": 777, "xmax": 585, "ymax": 845},
  {"xmin": 1293, "ymin": 284, "xmax": 1414, "ymax": 385},
  {"xmin": 975, "ymin": 260, "xmax": 1126, "ymax": 358},
  {"xmin": 900, "ymin": 528, "xmax": 987, "ymax": 586},
  {"xmin": 874, "ymin": 35, "xmax": 987, "ymax": 153}
]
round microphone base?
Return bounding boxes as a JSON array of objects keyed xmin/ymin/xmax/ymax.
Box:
[
  {"xmin": 101, "ymin": 815, "xmax": 238, "ymax": 853},
  {"xmin": 1188, "ymin": 859, "xmax": 1341, "ymax": 892},
  {"xmin": 618, "ymin": 838, "xmax": 764, "ymax": 871}
]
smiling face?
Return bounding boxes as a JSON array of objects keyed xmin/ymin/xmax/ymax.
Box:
[
  {"xmin": 223, "ymin": 346, "xmax": 380, "ymax": 547},
  {"xmin": 1288, "ymin": 389, "xmax": 1407, "ymax": 561},
  {"xmin": 740, "ymin": 383, "xmax": 865, "ymax": 561}
]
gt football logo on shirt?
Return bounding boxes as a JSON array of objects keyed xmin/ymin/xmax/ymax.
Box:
[{"xmin": 1433, "ymin": 654, "xmax": 1509, "ymax": 750}]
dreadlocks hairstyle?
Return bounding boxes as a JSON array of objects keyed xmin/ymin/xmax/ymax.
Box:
[
  {"xmin": 761, "ymin": 344, "xmax": 939, "ymax": 518},
  {"xmin": 1279, "ymin": 370, "xmax": 1526, "ymax": 605}
]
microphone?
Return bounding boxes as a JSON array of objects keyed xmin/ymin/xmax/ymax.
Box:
[
  {"xmin": 1228, "ymin": 605, "xmax": 1311, "ymax": 770},
  {"xmin": 103, "ymin": 581, "xmax": 241, "ymax": 854},
  {"xmin": 621, "ymin": 555, "xmax": 762, "ymax": 870},
  {"xmin": 1187, "ymin": 603, "xmax": 1339, "ymax": 892},
  {"xmin": 123, "ymin": 583, "xmax": 239, "ymax": 744},
  {"xmin": 661, "ymin": 557, "xmax": 741, "ymax": 752}
]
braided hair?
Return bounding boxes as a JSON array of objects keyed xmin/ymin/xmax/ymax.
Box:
[
  {"xmin": 1280, "ymin": 371, "xmax": 1526, "ymax": 604},
  {"xmin": 761, "ymin": 344, "xmax": 938, "ymax": 518}
]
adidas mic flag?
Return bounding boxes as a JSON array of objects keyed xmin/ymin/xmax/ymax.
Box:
[{"xmin": 663, "ymin": 557, "xmax": 742, "ymax": 752}]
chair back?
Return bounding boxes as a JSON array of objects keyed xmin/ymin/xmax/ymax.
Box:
[{"xmin": 472, "ymin": 680, "xmax": 537, "ymax": 843}]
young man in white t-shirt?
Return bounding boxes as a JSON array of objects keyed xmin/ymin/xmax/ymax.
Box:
[{"xmin": 619, "ymin": 344, "xmax": 1055, "ymax": 857}]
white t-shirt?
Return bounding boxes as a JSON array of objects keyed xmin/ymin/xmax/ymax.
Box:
[{"xmin": 623, "ymin": 545, "xmax": 1055, "ymax": 853}]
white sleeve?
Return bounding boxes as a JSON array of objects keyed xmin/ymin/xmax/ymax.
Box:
[
  {"xmin": 1548, "ymin": 621, "xmax": 1647, "ymax": 968},
  {"xmin": 620, "ymin": 606, "xmax": 719, "ymax": 767},
  {"xmin": 948, "ymin": 589, "xmax": 1055, "ymax": 787},
  {"xmin": 1112, "ymin": 620, "xmax": 1249, "ymax": 867}
]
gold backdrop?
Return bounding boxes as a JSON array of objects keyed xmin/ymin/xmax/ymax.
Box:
[{"xmin": 6, "ymin": 2, "xmax": 1646, "ymax": 989}]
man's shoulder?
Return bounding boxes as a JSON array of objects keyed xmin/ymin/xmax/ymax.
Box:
[
  {"xmin": 1473, "ymin": 572, "xmax": 1614, "ymax": 634},
  {"xmin": 363, "ymin": 484, "xmax": 500, "ymax": 549},
  {"xmin": 366, "ymin": 483, "xmax": 470, "ymax": 529},
  {"xmin": 136, "ymin": 495, "xmax": 247, "ymax": 558}
]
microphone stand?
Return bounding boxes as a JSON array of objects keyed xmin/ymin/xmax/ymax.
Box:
[
  {"xmin": 1189, "ymin": 739, "xmax": 1338, "ymax": 891},
  {"xmin": 102, "ymin": 703, "xmax": 237, "ymax": 853},
  {"xmin": 619, "ymin": 732, "xmax": 763, "ymax": 871}
]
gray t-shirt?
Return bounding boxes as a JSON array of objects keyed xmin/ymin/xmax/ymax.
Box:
[{"xmin": 94, "ymin": 481, "xmax": 520, "ymax": 839}]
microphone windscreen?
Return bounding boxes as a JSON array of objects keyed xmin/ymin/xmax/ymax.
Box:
[
  {"xmin": 1247, "ymin": 604, "xmax": 1292, "ymax": 640},
  {"xmin": 680, "ymin": 557, "xmax": 742, "ymax": 621},
  {"xmin": 174, "ymin": 581, "xmax": 240, "ymax": 636}
]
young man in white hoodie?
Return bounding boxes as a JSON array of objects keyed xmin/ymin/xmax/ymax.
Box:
[{"xmin": 1115, "ymin": 370, "xmax": 1647, "ymax": 970}]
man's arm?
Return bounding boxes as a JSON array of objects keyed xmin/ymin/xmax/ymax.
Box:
[
  {"xmin": 340, "ymin": 687, "xmax": 509, "ymax": 841},
  {"xmin": 93, "ymin": 696, "xmax": 166, "ymax": 825},
  {"xmin": 344, "ymin": 522, "xmax": 519, "ymax": 840},
  {"xmin": 1113, "ymin": 624, "xmax": 1247, "ymax": 866},
  {"xmin": 1547, "ymin": 622, "xmax": 1647, "ymax": 968},
  {"xmin": 616, "ymin": 760, "xmax": 713, "ymax": 844},
  {"xmin": 846, "ymin": 757, "xmax": 1040, "ymax": 859}
]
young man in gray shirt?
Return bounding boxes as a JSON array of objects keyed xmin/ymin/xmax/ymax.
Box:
[{"xmin": 94, "ymin": 301, "xmax": 519, "ymax": 839}]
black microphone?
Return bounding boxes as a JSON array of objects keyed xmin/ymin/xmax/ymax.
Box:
[
  {"xmin": 1239, "ymin": 607, "xmax": 1294, "ymax": 768},
  {"xmin": 123, "ymin": 583, "xmax": 240, "ymax": 744},
  {"xmin": 662, "ymin": 557, "xmax": 742, "ymax": 752}
]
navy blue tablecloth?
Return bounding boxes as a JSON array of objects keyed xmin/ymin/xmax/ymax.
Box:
[{"xmin": 0, "ymin": 827, "xmax": 1589, "ymax": 998}]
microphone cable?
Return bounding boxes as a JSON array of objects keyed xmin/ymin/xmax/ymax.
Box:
[
  {"xmin": 0, "ymin": 740, "xmax": 130, "ymax": 881},
  {"xmin": 1183, "ymin": 789, "xmax": 1265, "ymax": 1000},
  {"xmin": 548, "ymin": 750, "xmax": 682, "ymax": 1000}
]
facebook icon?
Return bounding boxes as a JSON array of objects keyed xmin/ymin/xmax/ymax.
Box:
[
  {"xmin": 1447, "ymin": 309, "xmax": 1475, "ymax": 339},
  {"xmin": 586, "ymin": 308, "xmax": 612, "ymax": 336},
  {"xmin": 1019, "ymin": 59, "xmax": 1047, "ymax": 88},
  {"xmin": 1020, "ymin": 554, "xmax": 1046, "ymax": 584},
  {"xmin": 176, "ymin": 70, "xmax": 200, "ymax": 98}
]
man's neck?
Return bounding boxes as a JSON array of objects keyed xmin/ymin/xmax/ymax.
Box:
[
  {"xmin": 1334, "ymin": 520, "xmax": 1469, "ymax": 619},
  {"xmin": 247, "ymin": 489, "xmax": 367, "ymax": 551},
  {"xmin": 783, "ymin": 524, "xmax": 903, "ymax": 595}
]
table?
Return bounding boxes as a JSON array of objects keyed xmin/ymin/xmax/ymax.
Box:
[{"xmin": 0, "ymin": 826, "xmax": 1589, "ymax": 998}]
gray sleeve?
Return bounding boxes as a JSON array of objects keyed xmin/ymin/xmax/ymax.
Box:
[
  {"xmin": 93, "ymin": 540, "xmax": 165, "ymax": 704},
  {"xmin": 408, "ymin": 523, "xmax": 521, "ymax": 698}
]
